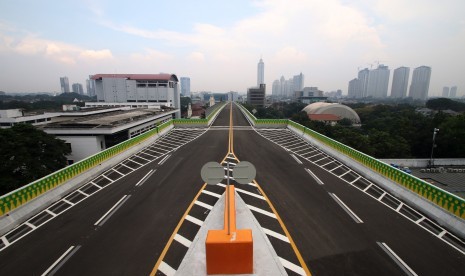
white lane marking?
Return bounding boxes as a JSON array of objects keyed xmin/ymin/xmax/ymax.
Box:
[
  {"xmin": 329, "ymin": 164, "xmax": 343, "ymax": 172},
  {"xmin": 224, "ymin": 167, "xmax": 234, "ymax": 172},
  {"xmin": 226, "ymin": 156, "xmax": 236, "ymax": 160},
  {"xmin": 329, "ymin": 193, "xmax": 363, "ymax": 223},
  {"xmin": 378, "ymin": 192, "xmax": 387, "ymax": 201},
  {"xmin": 363, "ymin": 183, "xmax": 373, "ymax": 192},
  {"xmin": 76, "ymin": 190, "xmax": 90, "ymax": 197},
  {"xmin": 377, "ymin": 242, "xmax": 418, "ymax": 276},
  {"xmin": 246, "ymin": 182, "xmax": 257, "ymax": 187},
  {"xmin": 62, "ymin": 199, "xmax": 75, "ymax": 206},
  {"xmin": 174, "ymin": 234, "xmax": 192, "ymax": 248},
  {"xmin": 396, "ymin": 202, "xmax": 404, "ymax": 212},
  {"xmin": 287, "ymin": 144, "xmax": 307, "ymax": 151},
  {"xmin": 202, "ymin": 190, "xmax": 222, "ymax": 198},
  {"xmin": 301, "ymin": 149, "xmax": 318, "ymax": 156},
  {"xmin": 90, "ymin": 182, "xmax": 102, "ymax": 189},
  {"xmin": 438, "ymin": 230, "xmax": 448, "ymax": 238},
  {"xmin": 1, "ymin": 236, "xmax": 10, "ymax": 246},
  {"xmin": 314, "ymin": 156, "xmax": 329, "ymax": 163},
  {"xmin": 158, "ymin": 154, "xmax": 171, "ymax": 165},
  {"xmin": 158, "ymin": 261, "xmax": 176, "ymax": 276},
  {"xmin": 45, "ymin": 209, "xmax": 57, "ymax": 217},
  {"xmin": 415, "ymin": 217, "xmax": 425, "ymax": 224},
  {"xmin": 305, "ymin": 168, "xmax": 324, "ymax": 185},
  {"xmin": 186, "ymin": 215, "xmax": 204, "ymax": 226},
  {"xmin": 338, "ymin": 170, "xmax": 351, "ymax": 178},
  {"xmin": 246, "ymin": 205, "xmax": 277, "ymax": 219},
  {"xmin": 42, "ymin": 245, "xmax": 81, "ymax": 276},
  {"xmin": 293, "ymin": 147, "xmax": 310, "ymax": 154},
  {"xmin": 350, "ymin": 176, "xmax": 361, "ymax": 184},
  {"xmin": 221, "ymin": 161, "xmax": 237, "ymax": 166},
  {"xmin": 216, "ymin": 183, "xmax": 227, "ymax": 188},
  {"xmin": 263, "ymin": 228, "xmax": 290, "ymax": 243},
  {"xmin": 278, "ymin": 257, "xmax": 306, "ymax": 276},
  {"xmin": 290, "ymin": 154, "xmax": 303, "ymax": 164},
  {"xmin": 128, "ymin": 158, "xmax": 144, "ymax": 166},
  {"xmin": 135, "ymin": 154, "xmax": 151, "ymax": 162},
  {"xmin": 322, "ymin": 160, "xmax": 335, "ymax": 167},
  {"xmin": 111, "ymin": 168, "xmax": 125, "ymax": 176},
  {"xmin": 135, "ymin": 169, "xmax": 155, "ymax": 187},
  {"xmin": 102, "ymin": 174, "xmax": 114, "ymax": 183},
  {"xmin": 140, "ymin": 151, "xmax": 157, "ymax": 158},
  {"xmin": 144, "ymin": 148, "xmax": 160, "ymax": 156},
  {"xmin": 195, "ymin": 200, "xmax": 213, "ymax": 210},
  {"xmin": 94, "ymin": 195, "xmax": 130, "ymax": 226},
  {"xmin": 235, "ymin": 187, "xmax": 265, "ymax": 200}
]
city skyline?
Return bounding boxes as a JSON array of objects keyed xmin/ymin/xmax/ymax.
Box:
[{"xmin": 1, "ymin": 0, "xmax": 465, "ymax": 97}]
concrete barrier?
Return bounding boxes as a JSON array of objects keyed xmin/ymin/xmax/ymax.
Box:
[{"xmin": 380, "ymin": 159, "xmax": 465, "ymax": 168}]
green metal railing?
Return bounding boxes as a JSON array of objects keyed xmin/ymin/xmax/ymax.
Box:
[
  {"xmin": 173, "ymin": 101, "xmax": 227, "ymax": 126},
  {"xmin": 238, "ymin": 103, "xmax": 465, "ymax": 220}
]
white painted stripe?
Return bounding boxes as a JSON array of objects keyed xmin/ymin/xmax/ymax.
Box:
[
  {"xmin": 378, "ymin": 242, "xmax": 418, "ymax": 276},
  {"xmin": 76, "ymin": 190, "xmax": 90, "ymax": 197},
  {"xmin": 62, "ymin": 199, "xmax": 75, "ymax": 206},
  {"xmin": 174, "ymin": 234, "xmax": 192, "ymax": 248},
  {"xmin": 278, "ymin": 257, "xmax": 306, "ymax": 276},
  {"xmin": 111, "ymin": 168, "xmax": 125, "ymax": 176},
  {"xmin": 305, "ymin": 168, "xmax": 324, "ymax": 185},
  {"xmin": 293, "ymin": 147, "xmax": 310, "ymax": 154},
  {"xmin": 135, "ymin": 154, "xmax": 151, "ymax": 162},
  {"xmin": 338, "ymin": 170, "xmax": 351, "ymax": 177},
  {"xmin": 144, "ymin": 148, "xmax": 160, "ymax": 156},
  {"xmin": 314, "ymin": 156, "xmax": 328, "ymax": 163},
  {"xmin": 246, "ymin": 205, "xmax": 277, "ymax": 218},
  {"xmin": 90, "ymin": 182, "xmax": 102, "ymax": 189},
  {"xmin": 41, "ymin": 246, "xmax": 76, "ymax": 276},
  {"xmin": 129, "ymin": 158, "xmax": 144, "ymax": 166},
  {"xmin": 140, "ymin": 151, "xmax": 156, "ymax": 158},
  {"xmin": 301, "ymin": 150, "xmax": 318, "ymax": 156},
  {"xmin": 350, "ymin": 176, "xmax": 361, "ymax": 184},
  {"xmin": 45, "ymin": 209, "xmax": 57, "ymax": 217},
  {"xmin": 94, "ymin": 195, "xmax": 129, "ymax": 226},
  {"xmin": 378, "ymin": 192, "xmax": 387, "ymax": 201},
  {"xmin": 396, "ymin": 202, "xmax": 404, "ymax": 212},
  {"xmin": 263, "ymin": 228, "xmax": 290, "ymax": 243},
  {"xmin": 363, "ymin": 183, "xmax": 373, "ymax": 192},
  {"xmin": 322, "ymin": 160, "xmax": 335, "ymax": 167},
  {"xmin": 135, "ymin": 169, "xmax": 154, "ymax": 187},
  {"xmin": 202, "ymin": 190, "xmax": 222, "ymax": 198},
  {"xmin": 102, "ymin": 174, "xmax": 114, "ymax": 182},
  {"xmin": 226, "ymin": 156, "xmax": 236, "ymax": 160},
  {"xmin": 287, "ymin": 144, "xmax": 307, "ymax": 151},
  {"xmin": 329, "ymin": 164, "xmax": 343, "ymax": 172},
  {"xmin": 438, "ymin": 230, "xmax": 448, "ymax": 238},
  {"xmin": 330, "ymin": 193, "xmax": 363, "ymax": 223},
  {"xmin": 158, "ymin": 261, "xmax": 176, "ymax": 276},
  {"xmin": 246, "ymin": 182, "xmax": 257, "ymax": 187},
  {"xmin": 290, "ymin": 154, "xmax": 303, "ymax": 164},
  {"xmin": 224, "ymin": 167, "xmax": 234, "ymax": 172},
  {"xmin": 415, "ymin": 217, "xmax": 425, "ymax": 224},
  {"xmin": 216, "ymin": 183, "xmax": 226, "ymax": 188},
  {"xmin": 235, "ymin": 188, "xmax": 265, "ymax": 200},
  {"xmin": 158, "ymin": 154, "xmax": 171, "ymax": 165},
  {"xmin": 195, "ymin": 200, "xmax": 213, "ymax": 210},
  {"xmin": 1, "ymin": 236, "xmax": 9, "ymax": 246},
  {"xmin": 186, "ymin": 215, "xmax": 204, "ymax": 226}
]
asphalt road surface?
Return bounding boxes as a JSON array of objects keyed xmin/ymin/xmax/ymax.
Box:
[{"xmin": 1, "ymin": 103, "xmax": 464, "ymax": 275}]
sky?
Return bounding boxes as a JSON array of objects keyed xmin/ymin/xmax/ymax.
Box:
[{"xmin": 0, "ymin": 0, "xmax": 464, "ymax": 96}]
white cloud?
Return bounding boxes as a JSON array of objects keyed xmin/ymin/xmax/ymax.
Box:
[
  {"xmin": 80, "ymin": 49, "xmax": 113, "ymax": 60},
  {"xmin": 130, "ymin": 48, "xmax": 173, "ymax": 60},
  {"xmin": 188, "ymin": 51, "xmax": 205, "ymax": 62}
]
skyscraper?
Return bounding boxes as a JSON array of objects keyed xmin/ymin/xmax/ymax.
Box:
[
  {"xmin": 366, "ymin": 65, "xmax": 390, "ymax": 98},
  {"xmin": 272, "ymin": 80, "xmax": 280, "ymax": 97},
  {"xmin": 409, "ymin": 66, "xmax": 431, "ymax": 100},
  {"xmin": 442, "ymin": 87, "xmax": 450, "ymax": 98},
  {"xmin": 348, "ymin": 78, "xmax": 362, "ymax": 98},
  {"xmin": 86, "ymin": 75, "xmax": 96, "ymax": 96},
  {"xmin": 450, "ymin": 86, "xmax": 457, "ymax": 98},
  {"xmin": 358, "ymin": 68, "xmax": 370, "ymax": 98},
  {"xmin": 257, "ymin": 58, "xmax": 264, "ymax": 86},
  {"xmin": 60, "ymin": 77, "xmax": 70, "ymax": 93},
  {"xmin": 391, "ymin": 67, "xmax": 410, "ymax": 98},
  {"xmin": 72, "ymin": 83, "xmax": 84, "ymax": 94},
  {"xmin": 180, "ymin": 77, "xmax": 191, "ymax": 97},
  {"xmin": 293, "ymin": 73, "xmax": 304, "ymax": 91}
]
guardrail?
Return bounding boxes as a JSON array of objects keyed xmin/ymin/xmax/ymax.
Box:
[
  {"xmin": 237, "ymin": 103, "xmax": 465, "ymax": 220},
  {"xmin": 0, "ymin": 120, "xmax": 173, "ymax": 216},
  {"xmin": 235, "ymin": 103, "xmax": 287, "ymax": 127},
  {"xmin": 0, "ymin": 102, "xmax": 228, "ymax": 216}
]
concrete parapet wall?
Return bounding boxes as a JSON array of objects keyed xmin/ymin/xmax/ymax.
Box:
[
  {"xmin": 380, "ymin": 159, "xmax": 465, "ymax": 168},
  {"xmin": 287, "ymin": 124, "xmax": 465, "ymax": 239}
]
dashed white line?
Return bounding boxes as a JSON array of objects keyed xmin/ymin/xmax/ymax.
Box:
[
  {"xmin": 158, "ymin": 154, "xmax": 171, "ymax": 165},
  {"xmin": 158, "ymin": 261, "xmax": 176, "ymax": 276},
  {"xmin": 246, "ymin": 205, "xmax": 277, "ymax": 218},
  {"xmin": 305, "ymin": 168, "xmax": 324, "ymax": 185},
  {"xmin": 278, "ymin": 257, "xmax": 306, "ymax": 276},
  {"xmin": 174, "ymin": 234, "xmax": 192, "ymax": 248},
  {"xmin": 185, "ymin": 215, "xmax": 204, "ymax": 226},
  {"xmin": 290, "ymin": 154, "xmax": 303, "ymax": 164},
  {"xmin": 202, "ymin": 190, "xmax": 222, "ymax": 198},
  {"xmin": 42, "ymin": 245, "xmax": 81, "ymax": 276},
  {"xmin": 194, "ymin": 200, "xmax": 213, "ymax": 210},
  {"xmin": 377, "ymin": 242, "xmax": 418, "ymax": 276},
  {"xmin": 263, "ymin": 228, "xmax": 290, "ymax": 243},
  {"xmin": 94, "ymin": 195, "xmax": 130, "ymax": 226},
  {"xmin": 135, "ymin": 169, "xmax": 155, "ymax": 187},
  {"xmin": 329, "ymin": 193, "xmax": 363, "ymax": 223}
]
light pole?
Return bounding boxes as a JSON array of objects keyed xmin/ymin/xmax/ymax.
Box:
[{"xmin": 429, "ymin": 128, "xmax": 439, "ymax": 168}]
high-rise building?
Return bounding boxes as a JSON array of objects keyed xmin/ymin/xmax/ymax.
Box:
[
  {"xmin": 348, "ymin": 78, "xmax": 362, "ymax": 98},
  {"xmin": 272, "ymin": 80, "xmax": 280, "ymax": 97},
  {"xmin": 366, "ymin": 65, "xmax": 390, "ymax": 98},
  {"xmin": 86, "ymin": 75, "xmax": 96, "ymax": 96},
  {"xmin": 442, "ymin": 87, "xmax": 450, "ymax": 98},
  {"xmin": 180, "ymin": 77, "xmax": 191, "ymax": 97},
  {"xmin": 293, "ymin": 73, "xmax": 304, "ymax": 91},
  {"xmin": 257, "ymin": 58, "xmax": 264, "ymax": 86},
  {"xmin": 72, "ymin": 83, "xmax": 84, "ymax": 95},
  {"xmin": 409, "ymin": 66, "xmax": 431, "ymax": 100},
  {"xmin": 60, "ymin": 77, "xmax": 70, "ymax": 93},
  {"xmin": 358, "ymin": 68, "xmax": 370, "ymax": 98},
  {"xmin": 247, "ymin": 84, "xmax": 266, "ymax": 107},
  {"xmin": 391, "ymin": 67, "xmax": 410, "ymax": 98},
  {"xmin": 450, "ymin": 86, "xmax": 457, "ymax": 98}
]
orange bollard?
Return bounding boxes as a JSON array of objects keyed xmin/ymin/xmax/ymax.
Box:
[{"xmin": 205, "ymin": 185, "xmax": 253, "ymax": 274}]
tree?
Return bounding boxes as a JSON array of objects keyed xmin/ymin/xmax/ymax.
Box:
[{"xmin": 0, "ymin": 124, "xmax": 71, "ymax": 195}]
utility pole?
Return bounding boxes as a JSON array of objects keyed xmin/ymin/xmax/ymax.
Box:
[{"xmin": 429, "ymin": 128, "xmax": 439, "ymax": 168}]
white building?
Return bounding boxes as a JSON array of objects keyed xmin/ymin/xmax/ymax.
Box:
[
  {"xmin": 86, "ymin": 75, "xmax": 96, "ymax": 96},
  {"xmin": 450, "ymin": 86, "xmax": 458, "ymax": 98},
  {"xmin": 72, "ymin": 83, "xmax": 84, "ymax": 95},
  {"xmin": 180, "ymin": 77, "xmax": 191, "ymax": 97},
  {"xmin": 293, "ymin": 73, "xmax": 304, "ymax": 92},
  {"xmin": 366, "ymin": 65, "xmax": 390, "ymax": 98},
  {"xmin": 348, "ymin": 78, "xmax": 362, "ymax": 98},
  {"xmin": 442, "ymin": 87, "xmax": 450, "ymax": 98},
  {"xmin": 358, "ymin": 68, "xmax": 370, "ymax": 98},
  {"xmin": 257, "ymin": 58, "xmax": 264, "ymax": 86},
  {"xmin": 272, "ymin": 80, "xmax": 280, "ymax": 97},
  {"xmin": 60, "ymin": 77, "xmax": 70, "ymax": 93},
  {"xmin": 91, "ymin": 74, "xmax": 181, "ymax": 118},
  {"xmin": 409, "ymin": 66, "xmax": 431, "ymax": 100},
  {"xmin": 391, "ymin": 67, "xmax": 410, "ymax": 98}
]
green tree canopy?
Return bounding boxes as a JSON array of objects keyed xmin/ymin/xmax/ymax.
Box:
[{"xmin": 0, "ymin": 124, "xmax": 71, "ymax": 195}]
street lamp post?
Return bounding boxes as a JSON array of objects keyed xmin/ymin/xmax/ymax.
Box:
[{"xmin": 429, "ymin": 128, "xmax": 439, "ymax": 168}]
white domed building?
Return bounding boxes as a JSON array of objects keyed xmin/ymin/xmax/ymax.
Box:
[{"xmin": 302, "ymin": 102, "xmax": 361, "ymax": 125}]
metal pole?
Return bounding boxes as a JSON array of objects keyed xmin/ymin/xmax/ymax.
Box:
[
  {"xmin": 430, "ymin": 128, "xmax": 438, "ymax": 168},
  {"xmin": 226, "ymin": 161, "xmax": 230, "ymax": 235}
]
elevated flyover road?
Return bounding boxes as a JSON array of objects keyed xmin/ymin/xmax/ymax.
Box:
[{"xmin": 1, "ymin": 102, "xmax": 464, "ymax": 275}]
